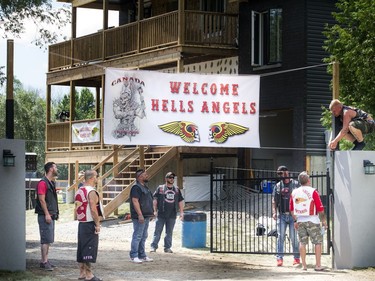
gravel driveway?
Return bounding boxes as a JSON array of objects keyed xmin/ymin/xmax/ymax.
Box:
[{"xmin": 26, "ymin": 204, "xmax": 375, "ymax": 281}]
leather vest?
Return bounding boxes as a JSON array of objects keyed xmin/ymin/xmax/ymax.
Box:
[{"xmin": 35, "ymin": 176, "xmax": 59, "ymax": 216}]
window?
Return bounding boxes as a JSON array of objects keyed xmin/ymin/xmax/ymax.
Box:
[
  {"xmin": 200, "ymin": 0, "xmax": 225, "ymax": 12},
  {"xmin": 251, "ymin": 8, "xmax": 282, "ymax": 66}
]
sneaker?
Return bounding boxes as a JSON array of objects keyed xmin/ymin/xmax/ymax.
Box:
[
  {"xmin": 164, "ymin": 248, "xmax": 173, "ymax": 253},
  {"xmin": 141, "ymin": 256, "xmax": 154, "ymax": 262},
  {"xmin": 277, "ymin": 259, "xmax": 283, "ymax": 266},
  {"xmin": 130, "ymin": 257, "xmax": 143, "ymax": 263},
  {"xmin": 150, "ymin": 247, "xmax": 156, "ymax": 252},
  {"xmin": 40, "ymin": 262, "xmax": 53, "ymax": 271},
  {"xmin": 293, "ymin": 258, "xmax": 301, "ymax": 265},
  {"xmin": 47, "ymin": 261, "xmax": 56, "ymax": 268}
]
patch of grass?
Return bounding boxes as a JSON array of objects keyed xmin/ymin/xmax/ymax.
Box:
[{"xmin": 0, "ymin": 270, "xmax": 57, "ymax": 281}]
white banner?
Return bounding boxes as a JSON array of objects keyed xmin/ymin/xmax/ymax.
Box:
[
  {"xmin": 72, "ymin": 121, "xmax": 100, "ymax": 143},
  {"xmin": 104, "ymin": 69, "xmax": 260, "ymax": 148}
]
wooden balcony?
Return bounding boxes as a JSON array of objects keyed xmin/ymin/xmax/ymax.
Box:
[
  {"xmin": 47, "ymin": 118, "xmax": 102, "ymax": 151},
  {"xmin": 48, "ymin": 10, "xmax": 238, "ymax": 72}
]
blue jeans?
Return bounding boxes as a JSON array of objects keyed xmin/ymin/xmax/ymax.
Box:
[
  {"xmin": 151, "ymin": 216, "xmax": 176, "ymax": 250},
  {"xmin": 130, "ymin": 217, "xmax": 150, "ymax": 259},
  {"xmin": 276, "ymin": 213, "xmax": 300, "ymax": 259}
]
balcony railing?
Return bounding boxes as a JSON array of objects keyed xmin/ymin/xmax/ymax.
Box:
[
  {"xmin": 48, "ymin": 11, "xmax": 238, "ymax": 71},
  {"xmin": 47, "ymin": 118, "xmax": 102, "ymax": 151}
]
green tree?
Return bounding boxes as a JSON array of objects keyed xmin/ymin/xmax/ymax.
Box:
[
  {"xmin": 0, "ymin": 78, "xmax": 46, "ymax": 172},
  {"xmin": 322, "ymin": 0, "xmax": 375, "ymax": 150},
  {"xmin": 0, "ymin": 0, "xmax": 71, "ymax": 86},
  {"xmin": 0, "ymin": 0, "xmax": 71, "ymax": 47},
  {"xmin": 54, "ymin": 88, "xmax": 96, "ymax": 121}
]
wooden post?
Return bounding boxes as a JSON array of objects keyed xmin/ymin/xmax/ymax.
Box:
[
  {"xmin": 137, "ymin": 0, "xmax": 144, "ymax": 53},
  {"xmin": 332, "ymin": 61, "xmax": 339, "ymax": 99},
  {"xmin": 71, "ymin": 6, "xmax": 76, "ymax": 66},
  {"xmin": 177, "ymin": 151, "xmax": 184, "ymax": 190},
  {"xmin": 139, "ymin": 145, "xmax": 145, "ymax": 170},
  {"xmin": 331, "ymin": 61, "xmax": 339, "ymax": 145},
  {"xmin": 103, "ymin": 0, "xmax": 109, "ymax": 60},
  {"xmin": 69, "ymin": 81, "xmax": 75, "ymax": 150},
  {"xmin": 95, "ymin": 86, "xmax": 101, "ymax": 119},
  {"xmin": 46, "ymin": 85, "xmax": 51, "ymax": 150},
  {"xmin": 6, "ymin": 39, "xmax": 14, "ymax": 139},
  {"xmin": 178, "ymin": 0, "xmax": 185, "ymax": 45},
  {"xmin": 73, "ymin": 161, "xmax": 79, "ymax": 220},
  {"xmin": 113, "ymin": 145, "xmax": 119, "ymax": 177}
]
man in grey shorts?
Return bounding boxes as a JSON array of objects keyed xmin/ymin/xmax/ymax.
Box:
[
  {"xmin": 35, "ymin": 162, "xmax": 59, "ymax": 271},
  {"xmin": 290, "ymin": 172, "xmax": 328, "ymax": 271}
]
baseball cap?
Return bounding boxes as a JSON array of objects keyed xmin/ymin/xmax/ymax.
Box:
[
  {"xmin": 165, "ymin": 172, "xmax": 176, "ymax": 178},
  {"xmin": 277, "ymin": 166, "xmax": 288, "ymax": 172}
]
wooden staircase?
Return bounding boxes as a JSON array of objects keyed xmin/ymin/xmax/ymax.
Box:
[{"xmin": 68, "ymin": 146, "xmax": 178, "ymax": 218}]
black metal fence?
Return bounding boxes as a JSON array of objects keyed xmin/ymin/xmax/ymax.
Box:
[{"xmin": 210, "ymin": 166, "xmax": 331, "ymax": 255}]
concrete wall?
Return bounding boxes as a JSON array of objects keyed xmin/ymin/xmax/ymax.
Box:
[
  {"xmin": 0, "ymin": 139, "xmax": 26, "ymax": 271},
  {"xmin": 334, "ymin": 151, "xmax": 375, "ymax": 269}
]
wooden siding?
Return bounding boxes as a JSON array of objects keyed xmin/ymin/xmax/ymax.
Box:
[
  {"xmin": 306, "ymin": 0, "xmax": 336, "ymax": 153},
  {"xmin": 48, "ymin": 11, "xmax": 238, "ymax": 71},
  {"xmin": 47, "ymin": 122, "xmax": 70, "ymax": 150}
]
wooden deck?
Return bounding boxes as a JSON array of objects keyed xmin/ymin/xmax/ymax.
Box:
[{"xmin": 48, "ymin": 10, "xmax": 238, "ymax": 74}]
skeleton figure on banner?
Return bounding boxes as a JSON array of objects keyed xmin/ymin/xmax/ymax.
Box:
[{"xmin": 112, "ymin": 78, "xmax": 146, "ymax": 139}]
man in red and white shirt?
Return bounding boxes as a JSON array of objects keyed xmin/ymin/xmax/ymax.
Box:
[
  {"xmin": 290, "ymin": 171, "xmax": 327, "ymax": 271},
  {"xmin": 75, "ymin": 170, "xmax": 104, "ymax": 281}
]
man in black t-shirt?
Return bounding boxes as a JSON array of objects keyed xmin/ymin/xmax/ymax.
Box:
[
  {"xmin": 150, "ymin": 172, "xmax": 184, "ymax": 253},
  {"xmin": 272, "ymin": 166, "xmax": 300, "ymax": 266}
]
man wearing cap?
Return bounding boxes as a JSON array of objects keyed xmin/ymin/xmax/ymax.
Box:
[
  {"xmin": 272, "ymin": 166, "xmax": 300, "ymax": 266},
  {"xmin": 129, "ymin": 169, "xmax": 154, "ymax": 263},
  {"xmin": 150, "ymin": 172, "xmax": 184, "ymax": 253}
]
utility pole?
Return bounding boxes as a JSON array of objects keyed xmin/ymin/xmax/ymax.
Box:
[{"xmin": 6, "ymin": 39, "xmax": 14, "ymax": 139}]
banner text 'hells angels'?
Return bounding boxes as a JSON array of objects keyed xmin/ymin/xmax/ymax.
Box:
[{"xmin": 104, "ymin": 69, "xmax": 260, "ymax": 148}]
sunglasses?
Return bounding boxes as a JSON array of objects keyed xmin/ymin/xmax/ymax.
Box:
[
  {"xmin": 168, "ymin": 176, "xmax": 175, "ymax": 179},
  {"xmin": 277, "ymin": 172, "xmax": 284, "ymax": 176}
]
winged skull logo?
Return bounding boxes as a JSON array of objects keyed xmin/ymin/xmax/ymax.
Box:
[
  {"xmin": 208, "ymin": 122, "xmax": 249, "ymax": 144},
  {"xmin": 158, "ymin": 121, "xmax": 200, "ymax": 143}
]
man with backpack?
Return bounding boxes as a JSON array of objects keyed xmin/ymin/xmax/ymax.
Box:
[{"xmin": 150, "ymin": 172, "xmax": 185, "ymax": 253}]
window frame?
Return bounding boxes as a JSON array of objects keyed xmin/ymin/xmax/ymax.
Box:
[{"xmin": 251, "ymin": 8, "xmax": 282, "ymax": 67}]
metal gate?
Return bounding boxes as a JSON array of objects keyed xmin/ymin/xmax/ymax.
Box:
[{"xmin": 210, "ymin": 166, "xmax": 332, "ymax": 255}]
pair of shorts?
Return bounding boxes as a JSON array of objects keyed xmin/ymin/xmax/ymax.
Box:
[
  {"xmin": 297, "ymin": 221, "xmax": 323, "ymax": 245},
  {"xmin": 38, "ymin": 214, "xmax": 55, "ymax": 244},
  {"xmin": 77, "ymin": 221, "xmax": 99, "ymax": 263},
  {"xmin": 350, "ymin": 119, "xmax": 374, "ymax": 134}
]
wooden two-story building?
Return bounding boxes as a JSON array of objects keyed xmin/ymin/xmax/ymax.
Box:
[{"xmin": 47, "ymin": 0, "xmax": 336, "ymax": 216}]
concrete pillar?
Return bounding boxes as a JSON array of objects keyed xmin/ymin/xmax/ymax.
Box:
[
  {"xmin": 0, "ymin": 139, "xmax": 26, "ymax": 271},
  {"xmin": 334, "ymin": 151, "xmax": 375, "ymax": 269}
]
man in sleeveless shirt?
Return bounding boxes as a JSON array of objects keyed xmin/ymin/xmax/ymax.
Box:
[
  {"xmin": 272, "ymin": 166, "xmax": 300, "ymax": 266},
  {"xmin": 75, "ymin": 170, "xmax": 104, "ymax": 281},
  {"xmin": 329, "ymin": 99, "xmax": 374, "ymax": 150},
  {"xmin": 290, "ymin": 171, "xmax": 327, "ymax": 271},
  {"xmin": 150, "ymin": 172, "xmax": 184, "ymax": 253}
]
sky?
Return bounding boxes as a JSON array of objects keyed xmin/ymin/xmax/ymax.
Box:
[{"xmin": 0, "ymin": 1, "xmax": 118, "ymax": 97}]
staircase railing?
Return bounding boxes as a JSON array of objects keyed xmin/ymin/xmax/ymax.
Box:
[{"xmin": 103, "ymin": 146, "xmax": 177, "ymax": 217}]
